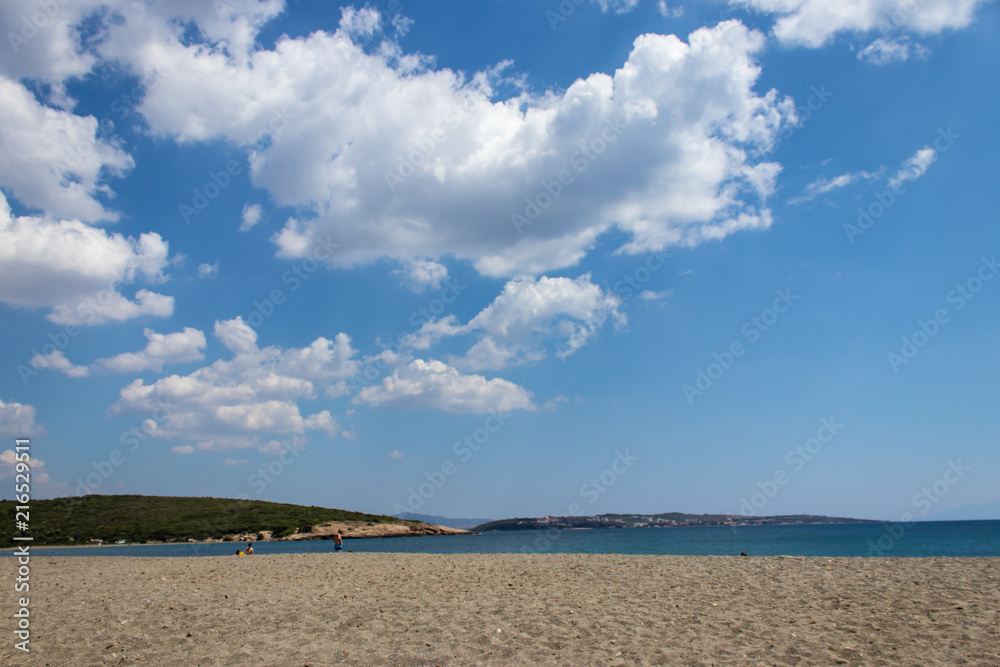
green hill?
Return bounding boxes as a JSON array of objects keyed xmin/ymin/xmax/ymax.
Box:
[{"xmin": 0, "ymin": 495, "xmax": 398, "ymax": 547}]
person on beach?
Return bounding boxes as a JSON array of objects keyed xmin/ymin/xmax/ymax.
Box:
[
  {"xmin": 332, "ymin": 531, "xmax": 343, "ymax": 551},
  {"xmin": 246, "ymin": 542, "xmax": 254, "ymax": 555}
]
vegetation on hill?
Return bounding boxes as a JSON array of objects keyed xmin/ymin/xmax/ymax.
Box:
[{"xmin": 0, "ymin": 495, "xmax": 398, "ymax": 547}]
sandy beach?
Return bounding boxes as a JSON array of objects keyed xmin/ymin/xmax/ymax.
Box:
[{"xmin": 3, "ymin": 554, "xmax": 998, "ymax": 666}]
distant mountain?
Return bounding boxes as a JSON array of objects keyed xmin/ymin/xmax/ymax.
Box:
[
  {"xmin": 394, "ymin": 512, "xmax": 494, "ymax": 530},
  {"xmin": 925, "ymin": 501, "xmax": 1000, "ymax": 522},
  {"xmin": 474, "ymin": 512, "xmax": 879, "ymax": 531}
]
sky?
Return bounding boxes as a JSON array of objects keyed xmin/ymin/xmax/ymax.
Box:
[{"xmin": 1, "ymin": 0, "xmax": 998, "ymax": 523}]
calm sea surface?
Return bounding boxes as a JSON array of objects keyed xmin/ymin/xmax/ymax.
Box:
[{"xmin": 9, "ymin": 521, "xmax": 1000, "ymax": 558}]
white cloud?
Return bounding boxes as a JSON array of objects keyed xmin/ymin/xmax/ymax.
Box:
[
  {"xmin": 457, "ymin": 337, "xmax": 539, "ymax": 373},
  {"xmin": 0, "ymin": 0, "xmax": 286, "ymax": 224},
  {"xmin": 256, "ymin": 437, "xmax": 307, "ymax": 455},
  {"xmin": 198, "ymin": 261, "xmax": 219, "ymax": 278},
  {"xmin": 639, "ymin": 289, "xmax": 672, "ymax": 301},
  {"xmin": 239, "ymin": 203, "xmax": 263, "ymax": 231},
  {"xmin": 97, "ymin": 327, "xmax": 207, "ymax": 373},
  {"xmin": 275, "ymin": 333, "xmax": 362, "ymax": 396},
  {"xmin": 595, "ymin": 0, "xmax": 641, "ymax": 13},
  {"xmin": 858, "ymin": 37, "xmax": 930, "ymax": 64},
  {"xmin": 0, "ymin": 191, "xmax": 173, "ymax": 325},
  {"xmin": 543, "ymin": 396, "xmax": 569, "ymax": 411},
  {"xmin": 354, "ymin": 358, "xmax": 535, "ymax": 413},
  {"xmin": 396, "ymin": 259, "xmax": 448, "ymax": 292},
  {"xmin": 470, "ymin": 274, "xmax": 624, "ymax": 338},
  {"xmin": 95, "ymin": 1, "xmax": 287, "ymax": 68},
  {"xmin": 788, "ymin": 169, "xmax": 884, "ymax": 204},
  {"xmin": 223, "ymin": 458, "xmax": 248, "ymax": 465},
  {"xmin": 405, "ymin": 274, "xmax": 625, "ymax": 370},
  {"xmin": 119, "ymin": 16, "xmax": 791, "ymax": 278},
  {"xmin": 730, "ymin": 0, "xmax": 988, "ymax": 48},
  {"xmin": 790, "ymin": 147, "xmax": 936, "ymax": 203},
  {"xmin": 214, "ymin": 317, "xmax": 258, "ymax": 355},
  {"xmin": 338, "ymin": 5, "xmax": 382, "ymax": 38},
  {"xmin": 0, "ymin": 1, "xmax": 102, "ymax": 92},
  {"xmin": 29, "ymin": 350, "xmax": 90, "ymax": 378},
  {"xmin": 172, "ymin": 445, "xmax": 195, "ymax": 455},
  {"xmin": 0, "ymin": 448, "xmax": 51, "ymax": 484},
  {"xmin": 657, "ymin": 2, "xmax": 684, "ymax": 18},
  {"xmin": 888, "ymin": 147, "xmax": 937, "ymax": 190},
  {"xmin": 0, "ymin": 75, "xmax": 133, "ymax": 222},
  {"xmin": 109, "ymin": 318, "xmax": 359, "ymax": 450},
  {"xmin": 0, "ymin": 399, "xmax": 42, "ymax": 436},
  {"xmin": 48, "ymin": 289, "xmax": 174, "ymax": 326},
  {"xmin": 390, "ymin": 449, "xmax": 403, "ymax": 458}
]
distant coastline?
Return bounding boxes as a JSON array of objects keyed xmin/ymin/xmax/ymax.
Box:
[{"xmin": 473, "ymin": 512, "xmax": 881, "ymax": 532}]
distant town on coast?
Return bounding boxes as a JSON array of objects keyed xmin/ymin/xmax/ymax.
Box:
[{"xmin": 472, "ymin": 512, "xmax": 880, "ymax": 532}]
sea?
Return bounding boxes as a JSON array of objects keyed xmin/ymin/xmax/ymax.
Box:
[{"xmin": 9, "ymin": 520, "xmax": 1000, "ymax": 558}]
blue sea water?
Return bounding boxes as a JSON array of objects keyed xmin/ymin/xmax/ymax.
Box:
[{"xmin": 9, "ymin": 520, "xmax": 1000, "ymax": 558}]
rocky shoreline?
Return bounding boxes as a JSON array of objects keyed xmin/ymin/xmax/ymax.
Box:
[{"xmin": 225, "ymin": 520, "xmax": 472, "ymax": 542}]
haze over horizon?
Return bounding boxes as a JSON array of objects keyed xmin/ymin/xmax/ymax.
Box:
[{"xmin": 1, "ymin": 0, "xmax": 998, "ymax": 524}]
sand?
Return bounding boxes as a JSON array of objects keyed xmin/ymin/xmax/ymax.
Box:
[{"xmin": 3, "ymin": 554, "xmax": 998, "ymax": 666}]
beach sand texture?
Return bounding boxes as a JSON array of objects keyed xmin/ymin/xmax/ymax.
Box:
[{"xmin": 3, "ymin": 554, "xmax": 998, "ymax": 666}]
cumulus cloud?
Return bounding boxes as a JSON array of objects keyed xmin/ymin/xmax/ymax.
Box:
[
  {"xmin": 29, "ymin": 350, "xmax": 90, "ymax": 378},
  {"xmin": 0, "ymin": 448, "xmax": 51, "ymax": 484},
  {"xmin": 109, "ymin": 318, "xmax": 360, "ymax": 450},
  {"xmin": 239, "ymin": 203, "xmax": 263, "ymax": 231},
  {"xmin": 0, "ymin": 0, "xmax": 286, "ymax": 226},
  {"xmin": 396, "ymin": 259, "xmax": 448, "ymax": 292},
  {"xmin": 0, "ymin": 1, "xmax": 102, "ymax": 92},
  {"xmin": 0, "ymin": 399, "xmax": 42, "ymax": 436},
  {"xmin": 108, "ymin": 14, "xmax": 791, "ymax": 278},
  {"xmin": 97, "ymin": 327, "xmax": 207, "ymax": 373},
  {"xmin": 0, "ymin": 76, "xmax": 134, "ymax": 221},
  {"xmin": 1, "ymin": 0, "xmax": 279, "ymax": 96},
  {"xmin": 888, "ymin": 147, "xmax": 937, "ymax": 190},
  {"xmin": 405, "ymin": 274, "xmax": 625, "ymax": 370},
  {"xmin": 730, "ymin": 0, "xmax": 988, "ymax": 48},
  {"xmin": 354, "ymin": 358, "xmax": 535, "ymax": 413},
  {"xmin": 0, "ymin": 191, "xmax": 173, "ymax": 325},
  {"xmin": 338, "ymin": 5, "xmax": 382, "ymax": 38},
  {"xmin": 215, "ymin": 317, "xmax": 259, "ymax": 355},
  {"xmin": 47, "ymin": 290, "xmax": 174, "ymax": 326}
]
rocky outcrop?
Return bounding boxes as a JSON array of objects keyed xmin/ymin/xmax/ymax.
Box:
[{"xmin": 225, "ymin": 520, "xmax": 472, "ymax": 542}]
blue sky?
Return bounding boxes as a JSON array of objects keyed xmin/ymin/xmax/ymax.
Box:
[{"xmin": 1, "ymin": 0, "xmax": 998, "ymax": 522}]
